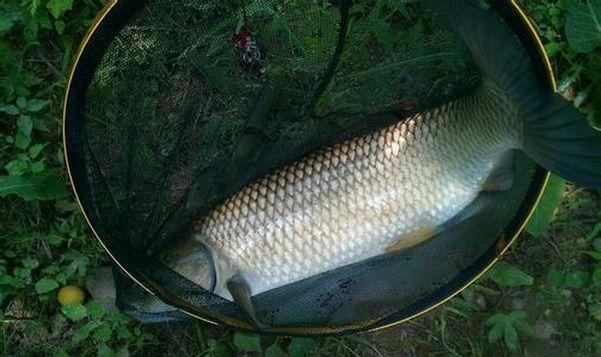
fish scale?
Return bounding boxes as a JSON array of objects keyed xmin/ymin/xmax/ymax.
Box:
[{"xmin": 194, "ymin": 83, "xmax": 520, "ymax": 299}]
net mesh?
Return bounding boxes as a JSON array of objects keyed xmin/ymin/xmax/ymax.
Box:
[{"xmin": 65, "ymin": 0, "xmax": 549, "ymax": 334}]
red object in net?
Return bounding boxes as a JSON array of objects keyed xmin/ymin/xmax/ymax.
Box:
[{"xmin": 231, "ymin": 25, "xmax": 251, "ymax": 51}]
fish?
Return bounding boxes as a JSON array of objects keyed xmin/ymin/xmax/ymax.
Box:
[{"xmin": 166, "ymin": 0, "xmax": 601, "ymax": 326}]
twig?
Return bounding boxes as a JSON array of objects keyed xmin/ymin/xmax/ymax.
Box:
[{"xmin": 34, "ymin": 54, "xmax": 61, "ymax": 78}]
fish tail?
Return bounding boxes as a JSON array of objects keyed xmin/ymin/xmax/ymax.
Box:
[{"xmin": 442, "ymin": 0, "xmax": 601, "ymax": 188}]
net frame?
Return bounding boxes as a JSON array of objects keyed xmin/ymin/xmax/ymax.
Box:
[{"xmin": 62, "ymin": 0, "xmax": 556, "ymax": 335}]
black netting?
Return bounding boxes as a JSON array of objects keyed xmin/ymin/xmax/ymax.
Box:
[{"xmin": 64, "ymin": 0, "xmax": 551, "ymax": 334}]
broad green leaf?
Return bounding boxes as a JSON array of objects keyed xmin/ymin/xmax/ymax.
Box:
[
  {"xmin": 14, "ymin": 131, "xmax": 30, "ymax": 149},
  {"xmin": 37, "ymin": 11, "xmax": 53, "ymax": 30},
  {"xmin": 503, "ymin": 323, "xmax": 519, "ymax": 352},
  {"xmin": 232, "ymin": 332, "xmax": 262, "ymax": 352},
  {"xmin": 86, "ymin": 300, "xmax": 105, "ymax": 318},
  {"xmin": 544, "ymin": 42, "xmax": 562, "ymax": 57},
  {"xmin": 61, "ymin": 303, "xmax": 87, "ymax": 321},
  {"xmin": 509, "ymin": 310, "xmax": 533, "ymax": 335},
  {"xmin": 287, "ymin": 337, "xmax": 317, "ymax": 357},
  {"xmin": 485, "ymin": 310, "xmax": 531, "ymax": 352},
  {"xmin": 525, "ymin": 174, "xmax": 565, "ymax": 236},
  {"xmin": 61, "ymin": 250, "xmax": 90, "ymax": 277},
  {"xmin": 33, "ymin": 117, "xmax": 50, "ymax": 132},
  {"xmin": 546, "ymin": 269, "xmax": 564, "ymax": 287},
  {"xmin": 14, "ymin": 266, "xmax": 33, "ymax": 282},
  {"xmin": 116, "ymin": 326, "xmax": 132, "ymax": 340},
  {"xmin": 0, "ymin": 274, "xmax": 24, "ymax": 289},
  {"xmin": 565, "ymin": 0, "xmax": 601, "ymax": 53},
  {"xmin": 565, "ymin": 270, "xmax": 589, "ymax": 288},
  {"xmin": 45, "ymin": 234, "xmax": 65, "ymax": 246},
  {"xmin": 26, "ymin": 99, "xmax": 49, "ymax": 112},
  {"xmin": 22, "ymin": 257, "xmax": 39, "ymax": 269},
  {"xmin": 55, "ymin": 20, "xmax": 65, "ymax": 35},
  {"xmin": 73, "ymin": 321, "xmax": 100, "ymax": 342},
  {"xmin": 0, "ymin": 104, "xmax": 19, "ymax": 115},
  {"xmin": 16, "ymin": 97, "xmax": 26, "ymax": 108},
  {"xmin": 29, "ymin": 0, "xmax": 42, "ymax": 15},
  {"xmin": 0, "ymin": 172, "xmax": 69, "ymax": 201},
  {"xmin": 4, "ymin": 159, "xmax": 29, "ymax": 176},
  {"xmin": 4, "ymin": 250, "xmax": 16, "ymax": 258},
  {"xmin": 29, "ymin": 143, "xmax": 46, "ymax": 158},
  {"xmin": 97, "ymin": 343, "xmax": 114, "ymax": 357},
  {"xmin": 486, "ymin": 262, "xmax": 534, "ymax": 287},
  {"xmin": 30, "ymin": 161, "xmax": 45, "ymax": 173},
  {"xmin": 93, "ymin": 325, "xmax": 112, "ymax": 342},
  {"xmin": 0, "ymin": 10, "xmax": 20, "ymax": 32},
  {"xmin": 487, "ymin": 319, "xmax": 504, "ymax": 344},
  {"xmin": 17, "ymin": 116, "xmax": 32, "ymax": 132},
  {"xmin": 35, "ymin": 277, "xmax": 59, "ymax": 294},
  {"xmin": 47, "ymin": 0, "xmax": 73, "ymax": 19}
]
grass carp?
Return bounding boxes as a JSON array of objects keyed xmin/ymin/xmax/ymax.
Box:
[{"xmin": 165, "ymin": 0, "xmax": 601, "ymax": 325}]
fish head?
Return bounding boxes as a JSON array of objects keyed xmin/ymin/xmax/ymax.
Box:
[{"xmin": 159, "ymin": 236, "xmax": 217, "ymax": 293}]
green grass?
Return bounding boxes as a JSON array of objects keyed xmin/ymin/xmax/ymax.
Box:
[{"xmin": 1, "ymin": 0, "xmax": 601, "ymax": 355}]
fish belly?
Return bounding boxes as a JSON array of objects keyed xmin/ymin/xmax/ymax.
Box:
[{"xmin": 200, "ymin": 116, "xmax": 490, "ymax": 298}]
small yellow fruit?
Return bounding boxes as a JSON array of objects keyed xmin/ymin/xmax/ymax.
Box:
[{"xmin": 57, "ymin": 285, "xmax": 85, "ymax": 306}]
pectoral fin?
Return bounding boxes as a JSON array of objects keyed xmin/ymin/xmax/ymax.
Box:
[
  {"xmin": 386, "ymin": 188, "xmax": 506, "ymax": 254},
  {"xmin": 227, "ymin": 273, "xmax": 265, "ymax": 329},
  {"xmin": 386, "ymin": 226, "xmax": 441, "ymax": 253},
  {"xmin": 482, "ymin": 151, "xmax": 514, "ymax": 192}
]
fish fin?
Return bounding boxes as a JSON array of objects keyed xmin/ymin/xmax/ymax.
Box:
[
  {"xmin": 521, "ymin": 96, "xmax": 601, "ymax": 189},
  {"xmin": 385, "ymin": 226, "xmax": 440, "ymax": 253},
  {"xmin": 226, "ymin": 274, "xmax": 265, "ymax": 329},
  {"xmin": 445, "ymin": 194, "xmax": 492, "ymax": 229},
  {"xmin": 385, "ymin": 191, "xmax": 499, "ymax": 253},
  {"xmin": 440, "ymin": 0, "xmax": 601, "ymax": 189},
  {"xmin": 482, "ymin": 151, "xmax": 514, "ymax": 192}
]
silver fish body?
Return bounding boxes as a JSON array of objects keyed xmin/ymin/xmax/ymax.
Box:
[{"xmin": 191, "ymin": 82, "xmax": 520, "ymax": 299}]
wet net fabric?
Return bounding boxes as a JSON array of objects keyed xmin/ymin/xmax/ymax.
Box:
[{"xmin": 65, "ymin": 0, "xmax": 547, "ymax": 333}]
